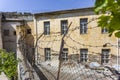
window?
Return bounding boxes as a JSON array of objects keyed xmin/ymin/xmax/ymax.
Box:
[
  {"xmin": 27, "ymin": 29, "xmax": 31, "ymax": 34},
  {"xmin": 44, "ymin": 21, "xmax": 50, "ymax": 35},
  {"xmin": 101, "ymin": 27, "xmax": 108, "ymax": 34},
  {"xmin": 62, "ymin": 48, "xmax": 68, "ymax": 61},
  {"xmin": 61, "ymin": 20, "xmax": 68, "ymax": 35},
  {"xmin": 13, "ymin": 31, "xmax": 16, "ymax": 35},
  {"xmin": 45, "ymin": 48, "xmax": 51, "ymax": 61},
  {"xmin": 80, "ymin": 18, "xmax": 88, "ymax": 34},
  {"xmin": 101, "ymin": 49, "xmax": 110, "ymax": 64},
  {"xmin": 80, "ymin": 49, "xmax": 88, "ymax": 62},
  {"xmin": 3, "ymin": 30, "xmax": 9, "ymax": 36}
]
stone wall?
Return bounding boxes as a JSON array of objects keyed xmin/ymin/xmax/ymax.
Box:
[
  {"xmin": 2, "ymin": 21, "xmax": 21, "ymax": 52},
  {"xmin": 35, "ymin": 9, "xmax": 118, "ymax": 65}
]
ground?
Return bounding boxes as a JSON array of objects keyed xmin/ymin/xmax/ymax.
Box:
[{"xmin": 38, "ymin": 60, "xmax": 118, "ymax": 80}]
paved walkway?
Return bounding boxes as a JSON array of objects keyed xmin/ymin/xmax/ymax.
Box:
[
  {"xmin": 0, "ymin": 72, "xmax": 8, "ymax": 80},
  {"xmin": 17, "ymin": 43, "xmax": 40, "ymax": 80},
  {"xmin": 19, "ymin": 60, "xmax": 40, "ymax": 80},
  {"xmin": 33, "ymin": 64, "xmax": 48, "ymax": 80}
]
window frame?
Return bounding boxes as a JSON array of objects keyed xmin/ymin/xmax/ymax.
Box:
[
  {"xmin": 61, "ymin": 20, "xmax": 68, "ymax": 35},
  {"xmin": 80, "ymin": 49, "xmax": 88, "ymax": 62},
  {"xmin": 45, "ymin": 48, "xmax": 51, "ymax": 61},
  {"xmin": 101, "ymin": 49, "xmax": 110, "ymax": 64},
  {"xmin": 44, "ymin": 21, "xmax": 50, "ymax": 35},
  {"xmin": 62, "ymin": 48, "xmax": 68, "ymax": 61},
  {"xmin": 80, "ymin": 18, "xmax": 88, "ymax": 34},
  {"xmin": 101, "ymin": 27, "xmax": 108, "ymax": 34}
]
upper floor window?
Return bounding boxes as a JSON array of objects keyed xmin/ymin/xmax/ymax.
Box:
[
  {"xmin": 101, "ymin": 49, "xmax": 110, "ymax": 64},
  {"xmin": 101, "ymin": 27, "xmax": 108, "ymax": 34},
  {"xmin": 13, "ymin": 31, "xmax": 16, "ymax": 36},
  {"xmin": 45, "ymin": 48, "xmax": 51, "ymax": 61},
  {"xmin": 44, "ymin": 21, "xmax": 50, "ymax": 35},
  {"xmin": 80, "ymin": 18, "xmax": 88, "ymax": 34},
  {"xmin": 62, "ymin": 48, "xmax": 68, "ymax": 61},
  {"xmin": 61, "ymin": 20, "xmax": 68, "ymax": 35},
  {"xmin": 80, "ymin": 49, "xmax": 88, "ymax": 62},
  {"xmin": 3, "ymin": 30, "xmax": 9, "ymax": 36},
  {"xmin": 27, "ymin": 29, "xmax": 31, "ymax": 34}
]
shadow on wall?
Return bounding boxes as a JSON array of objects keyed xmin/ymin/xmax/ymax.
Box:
[
  {"xmin": 1, "ymin": 18, "xmax": 18, "ymax": 54},
  {"xmin": 68, "ymin": 53, "xmax": 118, "ymax": 66},
  {"xmin": 17, "ymin": 20, "xmax": 35, "ymax": 65}
]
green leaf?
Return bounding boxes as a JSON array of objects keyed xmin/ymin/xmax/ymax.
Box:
[
  {"xmin": 95, "ymin": 0, "xmax": 108, "ymax": 14},
  {"xmin": 109, "ymin": 14, "xmax": 120, "ymax": 30},
  {"xmin": 95, "ymin": 0, "xmax": 120, "ymax": 38},
  {"xmin": 98, "ymin": 15, "xmax": 111, "ymax": 28},
  {"xmin": 115, "ymin": 31, "xmax": 120, "ymax": 38}
]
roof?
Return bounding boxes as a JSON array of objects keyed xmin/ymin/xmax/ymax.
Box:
[
  {"xmin": 34, "ymin": 7, "xmax": 94, "ymax": 17},
  {"xmin": 2, "ymin": 17, "xmax": 33, "ymax": 22},
  {"xmin": 2, "ymin": 18, "xmax": 24, "ymax": 22}
]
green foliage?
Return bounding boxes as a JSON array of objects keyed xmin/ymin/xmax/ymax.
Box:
[
  {"xmin": 115, "ymin": 31, "xmax": 120, "ymax": 37},
  {"xmin": 95, "ymin": 0, "xmax": 108, "ymax": 14},
  {"xmin": 98, "ymin": 15, "xmax": 111, "ymax": 28},
  {"xmin": 95, "ymin": 0, "xmax": 120, "ymax": 37},
  {"xmin": 0, "ymin": 49, "xmax": 18, "ymax": 78}
]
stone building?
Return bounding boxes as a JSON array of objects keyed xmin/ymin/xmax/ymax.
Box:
[
  {"xmin": 34, "ymin": 7, "xmax": 119, "ymax": 66},
  {"xmin": 2, "ymin": 18, "xmax": 22, "ymax": 52},
  {"xmin": 1, "ymin": 12, "xmax": 34, "ymax": 54},
  {"xmin": 0, "ymin": 12, "xmax": 35, "ymax": 80},
  {"xmin": 16, "ymin": 20, "xmax": 35, "ymax": 64},
  {"xmin": 0, "ymin": 7, "xmax": 119, "ymax": 68}
]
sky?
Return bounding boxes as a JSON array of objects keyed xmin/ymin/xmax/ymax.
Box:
[{"xmin": 0, "ymin": 0, "xmax": 95, "ymax": 13}]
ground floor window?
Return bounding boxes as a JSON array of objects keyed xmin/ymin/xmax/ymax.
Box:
[
  {"xmin": 80, "ymin": 49, "xmax": 88, "ymax": 62},
  {"xmin": 101, "ymin": 49, "xmax": 110, "ymax": 64},
  {"xmin": 62, "ymin": 48, "xmax": 68, "ymax": 61},
  {"xmin": 45, "ymin": 48, "xmax": 51, "ymax": 61}
]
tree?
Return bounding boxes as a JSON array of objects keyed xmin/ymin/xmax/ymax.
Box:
[
  {"xmin": 95, "ymin": 0, "xmax": 120, "ymax": 37},
  {"xmin": 0, "ymin": 49, "xmax": 18, "ymax": 79}
]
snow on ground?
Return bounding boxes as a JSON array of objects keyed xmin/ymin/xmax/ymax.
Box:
[{"xmin": 38, "ymin": 60, "xmax": 118, "ymax": 80}]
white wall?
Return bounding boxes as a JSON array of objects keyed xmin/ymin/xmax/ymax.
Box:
[{"xmin": 2, "ymin": 21, "xmax": 21, "ymax": 52}]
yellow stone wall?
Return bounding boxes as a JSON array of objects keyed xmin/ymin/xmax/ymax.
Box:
[
  {"xmin": 24, "ymin": 21, "xmax": 35, "ymax": 46},
  {"xmin": 16, "ymin": 21, "xmax": 34, "ymax": 46},
  {"xmin": 35, "ymin": 10, "xmax": 118, "ymax": 64},
  {"xmin": 16, "ymin": 20, "xmax": 35, "ymax": 64}
]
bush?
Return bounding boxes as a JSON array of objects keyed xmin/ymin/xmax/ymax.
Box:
[{"xmin": 0, "ymin": 49, "xmax": 18, "ymax": 79}]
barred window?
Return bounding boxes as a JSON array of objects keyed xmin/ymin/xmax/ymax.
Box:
[
  {"xmin": 62, "ymin": 48, "xmax": 68, "ymax": 61},
  {"xmin": 101, "ymin": 49, "xmax": 110, "ymax": 64},
  {"xmin": 101, "ymin": 27, "xmax": 108, "ymax": 34},
  {"xmin": 80, "ymin": 18, "xmax": 88, "ymax": 34},
  {"xmin": 80, "ymin": 49, "xmax": 88, "ymax": 62},
  {"xmin": 61, "ymin": 20, "xmax": 68, "ymax": 35},
  {"xmin": 44, "ymin": 21, "xmax": 50, "ymax": 35},
  {"xmin": 45, "ymin": 48, "xmax": 51, "ymax": 61}
]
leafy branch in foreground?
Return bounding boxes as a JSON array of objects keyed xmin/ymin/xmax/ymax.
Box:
[{"xmin": 95, "ymin": 0, "xmax": 120, "ymax": 37}]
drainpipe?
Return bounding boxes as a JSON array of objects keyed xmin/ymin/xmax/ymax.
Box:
[
  {"xmin": 0, "ymin": 13, "xmax": 3, "ymax": 48},
  {"xmin": 117, "ymin": 38, "xmax": 120, "ymax": 72},
  {"xmin": 34, "ymin": 15, "xmax": 38, "ymax": 65},
  {"xmin": 17, "ymin": 26, "xmax": 22, "ymax": 80}
]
